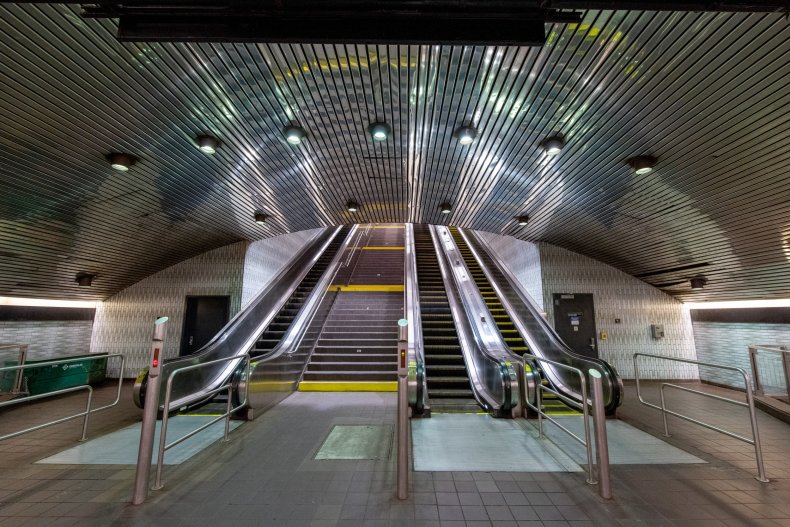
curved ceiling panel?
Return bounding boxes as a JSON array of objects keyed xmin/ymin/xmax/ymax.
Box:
[{"xmin": 0, "ymin": 4, "xmax": 787, "ymax": 301}]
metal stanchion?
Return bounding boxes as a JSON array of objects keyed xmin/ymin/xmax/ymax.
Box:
[
  {"xmin": 589, "ymin": 369, "xmax": 612, "ymax": 499},
  {"xmin": 132, "ymin": 316, "xmax": 168, "ymax": 506},
  {"xmin": 396, "ymin": 319, "xmax": 409, "ymax": 500}
]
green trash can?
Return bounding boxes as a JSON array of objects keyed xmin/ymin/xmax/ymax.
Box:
[{"xmin": 12, "ymin": 354, "xmax": 108, "ymax": 396}]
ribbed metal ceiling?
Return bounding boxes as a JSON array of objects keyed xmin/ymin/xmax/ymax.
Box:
[{"xmin": 0, "ymin": 4, "xmax": 787, "ymax": 301}]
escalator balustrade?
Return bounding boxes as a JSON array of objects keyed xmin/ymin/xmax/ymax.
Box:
[
  {"xmin": 414, "ymin": 224, "xmax": 480, "ymax": 413},
  {"xmin": 448, "ymin": 227, "xmax": 579, "ymax": 416}
]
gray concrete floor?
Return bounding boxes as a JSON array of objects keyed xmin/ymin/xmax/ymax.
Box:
[{"xmin": 0, "ymin": 380, "xmax": 788, "ymax": 526}]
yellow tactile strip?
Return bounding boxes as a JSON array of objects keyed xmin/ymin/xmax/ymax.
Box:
[
  {"xmin": 327, "ymin": 285, "xmax": 404, "ymax": 292},
  {"xmin": 298, "ymin": 381, "xmax": 398, "ymax": 392}
]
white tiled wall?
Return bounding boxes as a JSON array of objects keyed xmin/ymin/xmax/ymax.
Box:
[
  {"xmin": 90, "ymin": 242, "xmax": 247, "ymax": 377},
  {"xmin": 0, "ymin": 320, "xmax": 94, "ymax": 362},
  {"xmin": 241, "ymin": 228, "xmax": 324, "ymax": 307},
  {"xmin": 693, "ymin": 321, "xmax": 790, "ymax": 392},
  {"xmin": 539, "ymin": 243, "xmax": 698, "ymax": 379}
]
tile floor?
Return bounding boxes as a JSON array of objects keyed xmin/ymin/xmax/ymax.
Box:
[{"xmin": 0, "ymin": 380, "xmax": 788, "ymax": 526}]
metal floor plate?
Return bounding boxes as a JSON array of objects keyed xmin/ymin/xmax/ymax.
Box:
[
  {"xmin": 36, "ymin": 416, "xmax": 242, "ymax": 465},
  {"xmin": 314, "ymin": 424, "xmax": 393, "ymax": 460},
  {"xmin": 412, "ymin": 414, "xmax": 582, "ymax": 472}
]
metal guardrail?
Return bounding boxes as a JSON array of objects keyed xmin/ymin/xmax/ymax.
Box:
[
  {"xmin": 0, "ymin": 343, "xmax": 29, "ymax": 395},
  {"xmin": 522, "ymin": 354, "xmax": 611, "ymax": 498},
  {"xmin": 0, "ymin": 353, "xmax": 126, "ymax": 442},
  {"xmin": 748, "ymin": 345, "xmax": 790, "ymax": 398},
  {"xmin": 633, "ymin": 352, "xmax": 768, "ymax": 483},
  {"xmin": 152, "ymin": 354, "xmax": 251, "ymax": 491}
]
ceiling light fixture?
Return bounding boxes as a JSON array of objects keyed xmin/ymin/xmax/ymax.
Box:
[
  {"xmin": 368, "ymin": 122, "xmax": 391, "ymax": 142},
  {"xmin": 254, "ymin": 212, "xmax": 268, "ymax": 224},
  {"xmin": 439, "ymin": 203, "xmax": 452, "ymax": 214},
  {"xmin": 196, "ymin": 135, "xmax": 220, "ymax": 154},
  {"xmin": 516, "ymin": 215, "xmax": 529, "ymax": 226},
  {"xmin": 690, "ymin": 275, "xmax": 708, "ymax": 291},
  {"xmin": 284, "ymin": 125, "xmax": 307, "ymax": 145},
  {"xmin": 106, "ymin": 153, "xmax": 136, "ymax": 171},
  {"xmin": 628, "ymin": 155, "xmax": 657, "ymax": 175},
  {"xmin": 454, "ymin": 126, "xmax": 477, "ymax": 145},
  {"xmin": 540, "ymin": 136, "xmax": 565, "ymax": 156},
  {"xmin": 346, "ymin": 200, "xmax": 359, "ymax": 213},
  {"xmin": 75, "ymin": 272, "xmax": 95, "ymax": 287}
]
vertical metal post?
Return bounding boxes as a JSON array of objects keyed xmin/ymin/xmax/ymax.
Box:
[
  {"xmin": 659, "ymin": 385, "xmax": 670, "ymax": 437},
  {"xmin": 132, "ymin": 316, "xmax": 168, "ymax": 506},
  {"xmin": 396, "ymin": 319, "xmax": 409, "ymax": 500},
  {"xmin": 748, "ymin": 346, "xmax": 762, "ymax": 395},
  {"xmin": 589, "ymin": 369, "xmax": 612, "ymax": 500},
  {"xmin": 780, "ymin": 347, "xmax": 790, "ymax": 400},
  {"xmin": 79, "ymin": 387, "xmax": 94, "ymax": 441},
  {"xmin": 536, "ymin": 383, "xmax": 544, "ymax": 439},
  {"xmin": 12, "ymin": 345, "xmax": 27, "ymax": 395},
  {"xmin": 223, "ymin": 385, "xmax": 232, "ymax": 442},
  {"xmin": 742, "ymin": 370, "xmax": 769, "ymax": 483}
]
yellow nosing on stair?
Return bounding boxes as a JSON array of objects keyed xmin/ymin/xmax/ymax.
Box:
[
  {"xmin": 298, "ymin": 381, "xmax": 398, "ymax": 392},
  {"xmin": 327, "ymin": 285, "xmax": 404, "ymax": 292},
  {"xmin": 370, "ymin": 225, "xmax": 405, "ymax": 228},
  {"xmin": 358, "ymin": 246, "xmax": 404, "ymax": 250}
]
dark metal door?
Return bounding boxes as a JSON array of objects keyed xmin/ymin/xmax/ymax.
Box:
[
  {"xmin": 180, "ymin": 296, "xmax": 230, "ymax": 356},
  {"xmin": 552, "ymin": 293, "xmax": 598, "ymax": 358}
]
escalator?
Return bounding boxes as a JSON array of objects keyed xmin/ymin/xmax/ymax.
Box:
[
  {"xmin": 413, "ymin": 224, "xmax": 479, "ymax": 413},
  {"xmin": 251, "ymin": 227, "xmax": 350, "ymax": 358},
  {"xmin": 448, "ymin": 227, "xmax": 579, "ymax": 416}
]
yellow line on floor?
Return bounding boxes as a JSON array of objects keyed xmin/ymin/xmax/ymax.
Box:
[
  {"xmin": 328, "ymin": 285, "xmax": 404, "ymax": 292},
  {"xmin": 358, "ymin": 246, "xmax": 404, "ymax": 250},
  {"xmin": 370, "ymin": 225, "xmax": 405, "ymax": 228},
  {"xmin": 298, "ymin": 381, "xmax": 398, "ymax": 392}
]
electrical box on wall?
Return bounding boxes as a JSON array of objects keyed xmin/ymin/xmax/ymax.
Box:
[{"xmin": 650, "ymin": 324, "xmax": 665, "ymax": 339}]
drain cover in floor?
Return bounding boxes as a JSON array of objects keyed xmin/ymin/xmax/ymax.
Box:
[{"xmin": 315, "ymin": 425, "xmax": 392, "ymax": 460}]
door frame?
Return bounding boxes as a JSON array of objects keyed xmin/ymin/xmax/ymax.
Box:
[{"xmin": 179, "ymin": 295, "xmax": 231, "ymax": 356}]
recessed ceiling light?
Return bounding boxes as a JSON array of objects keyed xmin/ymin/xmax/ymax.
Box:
[
  {"xmin": 368, "ymin": 122, "xmax": 391, "ymax": 142},
  {"xmin": 540, "ymin": 136, "xmax": 564, "ymax": 156},
  {"xmin": 106, "ymin": 153, "xmax": 136, "ymax": 171},
  {"xmin": 516, "ymin": 215, "xmax": 529, "ymax": 226},
  {"xmin": 346, "ymin": 200, "xmax": 359, "ymax": 212},
  {"xmin": 455, "ymin": 126, "xmax": 477, "ymax": 145},
  {"xmin": 254, "ymin": 212, "xmax": 268, "ymax": 224},
  {"xmin": 284, "ymin": 125, "xmax": 307, "ymax": 145},
  {"xmin": 75, "ymin": 272, "xmax": 95, "ymax": 287},
  {"xmin": 196, "ymin": 135, "xmax": 220, "ymax": 154},
  {"xmin": 690, "ymin": 275, "xmax": 708, "ymax": 290},
  {"xmin": 439, "ymin": 203, "xmax": 452, "ymax": 214},
  {"xmin": 628, "ymin": 155, "xmax": 657, "ymax": 175}
]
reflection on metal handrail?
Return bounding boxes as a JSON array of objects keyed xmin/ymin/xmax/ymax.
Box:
[
  {"xmin": 153, "ymin": 354, "xmax": 251, "ymax": 490},
  {"xmin": 632, "ymin": 352, "xmax": 768, "ymax": 483},
  {"xmin": 404, "ymin": 223, "xmax": 426, "ymax": 413},
  {"xmin": 522, "ymin": 355, "xmax": 595, "ymax": 485},
  {"xmin": 0, "ymin": 354, "xmax": 126, "ymax": 442},
  {"xmin": 748, "ymin": 345, "xmax": 790, "ymax": 398}
]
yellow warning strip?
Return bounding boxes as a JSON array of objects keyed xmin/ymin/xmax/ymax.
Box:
[
  {"xmin": 298, "ymin": 381, "xmax": 398, "ymax": 392},
  {"xmin": 328, "ymin": 285, "xmax": 404, "ymax": 292},
  {"xmin": 371, "ymin": 225, "xmax": 405, "ymax": 229},
  {"xmin": 359, "ymin": 246, "xmax": 404, "ymax": 250}
]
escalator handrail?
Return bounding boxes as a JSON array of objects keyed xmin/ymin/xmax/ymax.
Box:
[
  {"xmin": 429, "ymin": 225, "xmax": 517, "ymax": 415},
  {"xmin": 158, "ymin": 226, "xmax": 343, "ymax": 410},
  {"xmin": 461, "ymin": 228, "xmax": 623, "ymax": 412},
  {"xmin": 404, "ymin": 223, "xmax": 427, "ymax": 413}
]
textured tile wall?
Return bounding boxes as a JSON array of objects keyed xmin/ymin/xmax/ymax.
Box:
[
  {"xmin": 693, "ymin": 321, "xmax": 790, "ymax": 392},
  {"xmin": 474, "ymin": 230, "xmax": 544, "ymax": 308},
  {"xmin": 0, "ymin": 320, "xmax": 94, "ymax": 362},
  {"xmin": 241, "ymin": 228, "xmax": 324, "ymax": 308},
  {"xmin": 538, "ymin": 243, "xmax": 698, "ymax": 379},
  {"xmin": 90, "ymin": 242, "xmax": 247, "ymax": 377}
]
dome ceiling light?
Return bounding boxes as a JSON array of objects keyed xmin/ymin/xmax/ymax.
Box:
[
  {"xmin": 516, "ymin": 215, "xmax": 529, "ymax": 226},
  {"xmin": 628, "ymin": 155, "xmax": 657, "ymax": 175},
  {"xmin": 690, "ymin": 275, "xmax": 708, "ymax": 290},
  {"xmin": 254, "ymin": 212, "xmax": 268, "ymax": 224},
  {"xmin": 106, "ymin": 153, "xmax": 136, "ymax": 171},
  {"xmin": 368, "ymin": 122, "xmax": 391, "ymax": 142},
  {"xmin": 196, "ymin": 135, "xmax": 220, "ymax": 154},
  {"xmin": 454, "ymin": 126, "xmax": 477, "ymax": 145},
  {"xmin": 284, "ymin": 125, "xmax": 307, "ymax": 145},
  {"xmin": 75, "ymin": 272, "xmax": 95, "ymax": 287},
  {"xmin": 439, "ymin": 202, "xmax": 452, "ymax": 214},
  {"xmin": 540, "ymin": 136, "xmax": 564, "ymax": 156},
  {"xmin": 346, "ymin": 200, "xmax": 359, "ymax": 212}
]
